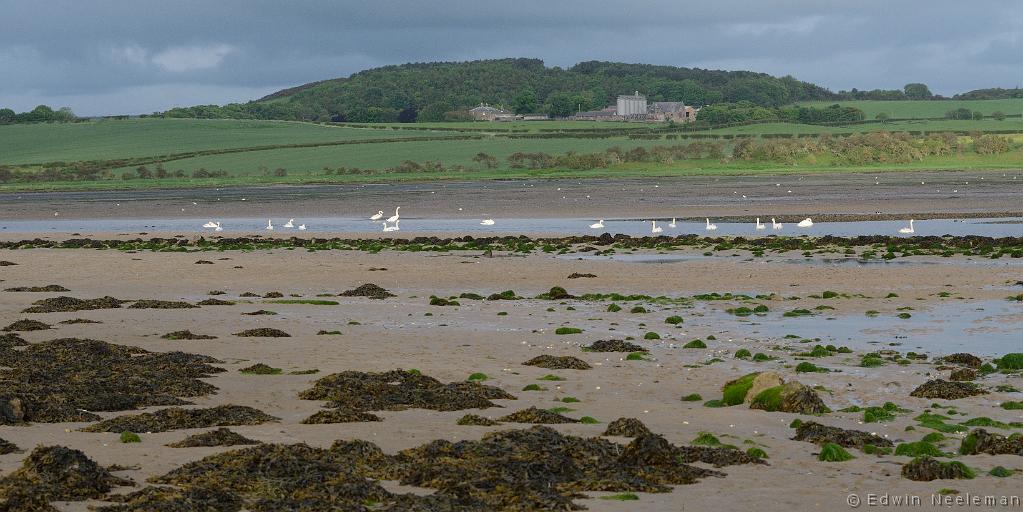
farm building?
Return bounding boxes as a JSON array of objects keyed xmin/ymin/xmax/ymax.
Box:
[
  {"xmin": 648, "ymin": 102, "xmax": 697, "ymax": 122},
  {"xmin": 469, "ymin": 103, "xmax": 513, "ymax": 121},
  {"xmin": 616, "ymin": 91, "xmax": 648, "ymax": 118}
]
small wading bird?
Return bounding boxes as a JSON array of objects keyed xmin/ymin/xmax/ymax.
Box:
[
  {"xmin": 370, "ymin": 211, "xmax": 384, "ymax": 221},
  {"xmin": 266, "ymin": 219, "xmax": 274, "ymax": 230},
  {"xmin": 797, "ymin": 218, "xmax": 814, "ymax": 228},
  {"xmin": 899, "ymin": 219, "xmax": 915, "ymax": 234},
  {"xmin": 705, "ymin": 218, "xmax": 717, "ymax": 231},
  {"xmin": 589, "ymin": 219, "xmax": 604, "ymax": 229},
  {"xmin": 755, "ymin": 218, "xmax": 765, "ymax": 230},
  {"xmin": 386, "ymin": 207, "xmax": 401, "ymax": 223},
  {"xmin": 651, "ymin": 221, "xmax": 663, "ymax": 233},
  {"xmin": 772, "ymin": 218, "xmax": 783, "ymax": 230},
  {"xmin": 283, "ymin": 218, "xmax": 294, "ymax": 228}
]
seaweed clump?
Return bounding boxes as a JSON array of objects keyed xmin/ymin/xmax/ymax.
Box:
[
  {"xmin": 958, "ymin": 428, "xmax": 1023, "ymax": 455},
  {"xmin": 0, "ymin": 445, "xmax": 133, "ymax": 510},
  {"xmin": 909, "ymin": 379, "xmax": 986, "ymax": 400},
  {"xmin": 196, "ymin": 298, "xmax": 236, "ymax": 306},
  {"xmin": 0, "ymin": 338, "xmax": 225, "ymax": 424},
  {"xmin": 167, "ymin": 428, "xmax": 261, "ymax": 448},
  {"xmin": 0, "ymin": 438, "xmax": 20, "ymax": 455},
  {"xmin": 299, "ymin": 369, "xmax": 514, "ymax": 415},
  {"xmin": 792, "ymin": 421, "xmax": 894, "ymax": 448},
  {"xmin": 339, "ymin": 283, "xmax": 395, "ymax": 299},
  {"xmin": 902, "ymin": 456, "xmax": 975, "ymax": 481},
  {"xmin": 522, "ymin": 354, "xmax": 592, "ymax": 370},
  {"xmin": 239, "ymin": 363, "xmax": 281, "ymax": 375},
  {"xmin": 499, "ymin": 407, "xmax": 579, "ymax": 424},
  {"xmin": 161, "ymin": 330, "xmax": 217, "ymax": 340},
  {"xmin": 95, "ymin": 486, "xmax": 242, "ymax": 512},
  {"xmin": 301, "ymin": 409, "xmax": 382, "ymax": 424},
  {"xmin": 584, "ymin": 339, "xmax": 647, "ymax": 352},
  {"xmin": 234, "ymin": 328, "xmax": 290, "ymax": 337},
  {"xmin": 81, "ymin": 405, "xmax": 278, "ymax": 433},
  {"xmin": 22, "ymin": 296, "xmax": 124, "ymax": 313},
  {"xmin": 457, "ymin": 414, "xmax": 500, "ymax": 426},
  {"xmin": 2, "ymin": 319, "xmax": 51, "ymax": 332},
  {"xmin": 937, "ymin": 353, "xmax": 983, "ymax": 369},
  {"xmin": 603, "ymin": 417, "xmax": 652, "ymax": 437},
  {"xmin": 128, "ymin": 300, "xmax": 198, "ymax": 309},
  {"xmin": 3, "ymin": 285, "xmax": 69, "ymax": 292}
]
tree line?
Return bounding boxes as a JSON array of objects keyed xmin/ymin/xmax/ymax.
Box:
[
  {"xmin": 695, "ymin": 102, "xmax": 865, "ymax": 126},
  {"xmin": 0, "ymin": 105, "xmax": 77, "ymax": 124}
]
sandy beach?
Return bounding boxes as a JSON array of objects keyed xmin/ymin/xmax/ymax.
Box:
[{"xmin": 0, "ymin": 238, "xmax": 1020, "ymax": 510}]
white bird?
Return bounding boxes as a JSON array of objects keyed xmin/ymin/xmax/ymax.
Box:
[
  {"xmin": 669, "ymin": 217, "xmax": 677, "ymax": 228},
  {"xmin": 382, "ymin": 220, "xmax": 400, "ymax": 232},
  {"xmin": 480, "ymin": 218, "xmax": 495, "ymax": 226},
  {"xmin": 771, "ymin": 217, "xmax": 783, "ymax": 230},
  {"xmin": 393, "ymin": 219, "xmax": 400, "ymax": 231},
  {"xmin": 370, "ymin": 211, "xmax": 384, "ymax": 221},
  {"xmin": 386, "ymin": 207, "xmax": 401, "ymax": 223},
  {"xmin": 705, "ymin": 218, "xmax": 717, "ymax": 231},
  {"xmin": 298, "ymin": 224, "xmax": 306, "ymax": 231},
  {"xmin": 651, "ymin": 221, "xmax": 663, "ymax": 234},
  {"xmin": 898, "ymin": 219, "xmax": 915, "ymax": 234},
  {"xmin": 755, "ymin": 218, "xmax": 765, "ymax": 230},
  {"xmin": 213, "ymin": 222, "xmax": 223, "ymax": 232},
  {"xmin": 797, "ymin": 218, "xmax": 813, "ymax": 228},
  {"xmin": 202, "ymin": 221, "xmax": 218, "ymax": 228},
  {"xmin": 283, "ymin": 218, "xmax": 294, "ymax": 228},
  {"xmin": 589, "ymin": 219, "xmax": 605, "ymax": 229},
  {"xmin": 266, "ymin": 219, "xmax": 274, "ymax": 230}
]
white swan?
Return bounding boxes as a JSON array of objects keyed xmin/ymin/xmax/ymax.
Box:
[
  {"xmin": 283, "ymin": 218, "xmax": 294, "ymax": 228},
  {"xmin": 370, "ymin": 211, "xmax": 384, "ymax": 221},
  {"xmin": 589, "ymin": 220, "xmax": 605, "ymax": 229},
  {"xmin": 898, "ymin": 219, "xmax": 915, "ymax": 234},
  {"xmin": 393, "ymin": 219, "xmax": 400, "ymax": 231},
  {"xmin": 266, "ymin": 219, "xmax": 274, "ymax": 230},
  {"xmin": 705, "ymin": 218, "xmax": 717, "ymax": 231},
  {"xmin": 480, "ymin": 218, "xmax": 495, "ymax": 226},
  {"xmin": 386, "ymin": 207, "xmax": 401, "ymax": 223},
  {"xmin": 755, "ymin": 218, "xmax": 765, "ymax": 230},
  {"xmin": 213, "ymin": 222, "xmax": 223, "ymax": 232},
  {"xmin": 669, "ymin": 217, "xmax": 677, "ymax": 228},
  {"xmin": 298, "ymin": 224, "xmax": 306, "ymax": 231},
  {"xmin": 651, "ymin": 221, "xmax": 663, "ymax": 234},
  {"xmin": 382, "ymin": 220, "xmax": 400, "ymax": 232},
  {"xmin": 202, "ymin": 221, "xmax": 218, "ymax": 228},
  {"xmin": 797, "ymin": 218, "xmax": 813, "ymax": 228},
  {"xmin": 772, "ymin": 217, "xmax": 783, "ymax": 230}
]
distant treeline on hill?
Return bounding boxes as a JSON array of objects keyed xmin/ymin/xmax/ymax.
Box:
[
  {"xmin": 0, "ymin": 105, "xmax": 78, "ymax": 124},
  {"xmin": 696, "ymin": 102, "xmax": 865, "ymax": 126},
  {"xmin": 157, "ymin": 58, "xmax": 836, "ymax": 122}
]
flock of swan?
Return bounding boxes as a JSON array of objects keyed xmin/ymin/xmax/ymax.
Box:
[{"xmin": 200, "ymin": 205, "xmax": 917, "ymax": 235}]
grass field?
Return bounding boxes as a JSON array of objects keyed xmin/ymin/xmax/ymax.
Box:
[
  {"xmin": 0, "ymin": 118, "xmax": 456, "ymax": 165},
  {"xmin": 795, "ymin": 98, "xmax": 1023, "ymax": 119}
]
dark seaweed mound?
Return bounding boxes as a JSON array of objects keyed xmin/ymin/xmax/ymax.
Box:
[
  {"xmin": 301, "ymin": 409, "xmax": 382, "ymax": 424},
  {"xmin": 909, "ymin": 379, "xmax": 985, "ymax": 400},
  {"xmin": 81, "ymin": 405, "xmax": 278, "ymax": 433},
  {"xmin": 603, "ymin": 417, "xmax": 652, "ymax": 437},
  {"xmin": 457, "ymin": 414, "xmax": 500, "ymax": 426},
  {"xmin": 584, "ymin": 339, "xmax": 647, "ymax": 352},
  {"xmin": 0, "ymin": 338, "xmax": 224, "ymax": 424},
  {"xmin": 498, "ymin": 407, "xmax": 579, "ymax": 424},
  {"xmin": 792, "ymin": 421, "xmax": 894, "ymax": 448},
  {"xmin": 2, "ymin": 319, "xmax": 50, "ymax": 332},
  {"xmin": 339, "ymin": 283, "xmax": 395, "ymax": 299},
  {"xmin": 161, "ymin": 330, "xmax": 217, "ymax": 340},
  {"xmin": 300, "ymin": 369, "xmax": 515, "ymax": 415},
  {"xmin": 22, "ymin": 296, "xmax": 124, "ymax": 313},
  {"xmin": 233, "ymin": 328, "xmax": 290, "ymax": 337},
  {"xmin": 196, "ymin": 298, "xmax": 235, "ymax": 306},
  {"xmin": 4, "ymin": 285, "xmax": 69, "ymax": 292},
  {"xmin": 128, "ymin": 300, "xmax": 198, "ymax": 309},
  {"xmin": 167, "ymin": 428, "xmax": 262, "ymax": 448},
  {"xmin": 522, "ymin": 355, "xmax": 592, "ymax": 370},
  {"xmin": 0, "ymin": 445, "xmax": 133, "ymax": 511}
]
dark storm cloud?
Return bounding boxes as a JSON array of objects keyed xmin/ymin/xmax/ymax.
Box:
[{"xmin": 2, "ymin": 0, "xmax": 1021, "ymax": 115}]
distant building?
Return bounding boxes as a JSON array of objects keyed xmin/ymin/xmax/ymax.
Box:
[
  {"xmin": 574, "ymin": 107, "xmax": 619, "ymax": 121},
  {"xmin": 648, "ymin": 101, "xmax": 697, "ymax": 123},
  {"xmin": 469, "ymin": 103, "xmax": 512, "ymax": 121},
  {"xmin": 517, "ymin": 113, "xmax": 550, "ymax": 121},
  {"xmin": 616, "ymin": 91, "xmax": 648, "ymax": 119}
]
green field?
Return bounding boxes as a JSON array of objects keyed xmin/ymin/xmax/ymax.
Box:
[
  {"xmin": 796, "ymin": 98, "xmax": 1023, "ymax": 119},
  {"xmin": 0, "ymin": 118, "xmax": 456, "ymax": 165}
]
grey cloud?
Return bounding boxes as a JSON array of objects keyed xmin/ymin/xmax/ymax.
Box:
[{"xmin": 1, "ymin": 0, "xmax": 1021, "ymax": 115}]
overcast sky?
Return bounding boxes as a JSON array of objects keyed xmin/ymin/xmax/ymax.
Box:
[{"xmin": 3, "ymin": 0, "xmax": 1021, "ymax": 116}]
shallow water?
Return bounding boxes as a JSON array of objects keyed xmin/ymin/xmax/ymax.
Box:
[
  {"xmin": 3, "ymin": 216, "xmax": 1023, "ymax": 237},
  {"xmin": 712, "ymin": 299, "xmax": 1023, "ymax": 356}
]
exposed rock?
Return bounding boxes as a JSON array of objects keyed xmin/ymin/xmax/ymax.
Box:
[
  {"xmin": 750, "ymin": 382, "xmax": 830, "ymax": 414},
  {"xmin": 744, "ymin": 372, "xmax": 784, "ymax": 406}
]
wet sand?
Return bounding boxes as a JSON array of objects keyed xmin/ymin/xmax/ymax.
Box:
[
  {"xmin": 4, "ymin": 170, "xmax": 1023, "ymax": 222},
  {"xmin": 0, "ymin": 243, "xmax": 1021, "ymax": 510}
]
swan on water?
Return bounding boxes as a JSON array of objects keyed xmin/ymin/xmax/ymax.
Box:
[
  {"xmin": 772, "ymin": 218, "xmax": 783, "ymax": 230},
  {"xmin": 370, "ymin": 211, "xmax": 384, "ymax": 221},
  {"xmin": 589, "ymin": 220, "xmax": 605, "ymax": 229},
  {"xmin": 202, "ymin": 221, "xmax": 218, "ymax": 228},
  {"xmin": 755, "ymin": 218, "xmax": 765, "ymax": 230},
  {"xmin": 283, "ymin": 219, "xmax": 294, "ymax": 228},
  {"xmin": 298, "ymin": 224, "xmax": 306, "ymax": 230},
  {"xmin": 266, "ymin": 219, "xmax": 274, "ymax": 230},
  {"xmin": 386, "ymin": 207, "xmax": 401, "ymax": 223},
  {"xmin": 480, "ymin": 218, "xmax": 495, "ymax": 226},
  {"xmin": 651, "ymin": 221, "xmax": 663, "ymax": 233},
  {"xmin": 213, "ymin": 222, "xmax": 223, "ymax": 232},
  {"xmin": 797, "ymin": 218, "xmax": 813, "ymax": 228},
  {"xmin": 669, "ymin": 218, "xmax": 677, "ymax": 228},
  {"xmin": 898, "ymin": 219, "xmax": 915, "ymax": 234},
  {"xmin": 705, "ymin": 218, "xmax": 717, "ymax": 231}
]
